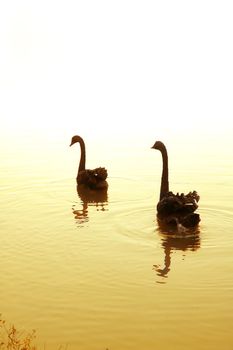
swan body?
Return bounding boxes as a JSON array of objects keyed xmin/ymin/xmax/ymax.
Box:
[
  {"xmin": 70, "ymin": 135, "xmax": 108, "ymax": 190},
  {"xmin": 152, "ymin": 141, "xmax": 200, "ymax": 229}
]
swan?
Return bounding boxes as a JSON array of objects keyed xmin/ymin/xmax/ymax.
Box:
[
  {"xmin": 70, "ymin": 135, "xmax": 108, "ymax": 190},
  {"xmin": 151, "ymin": 141, "xmax": 200, "ymax": 228}
]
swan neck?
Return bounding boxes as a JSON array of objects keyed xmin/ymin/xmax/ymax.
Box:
[
  {"xmin": 78, "ymin": 137, "xmax": 86, "ymax": 174},
  {"xmin": 160, "ymin": 145, "xmax": 169, "ymax": 200}
]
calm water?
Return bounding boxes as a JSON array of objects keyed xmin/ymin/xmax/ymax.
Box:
[{"xmin": 0, "ymin": 131, "xmax": 233, "ymax": 350}]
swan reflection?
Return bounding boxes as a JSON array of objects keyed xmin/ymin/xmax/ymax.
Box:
[
  {"xmin": 153, "ymin": 221, "xmax": 201, "ymax": 282},
  {"xmin": 72, "ymin": 185, "xmax": 108, "ymax": 225}
]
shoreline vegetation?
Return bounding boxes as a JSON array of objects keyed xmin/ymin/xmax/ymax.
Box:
[
  {"xmin": 0, "ymin": 315, "xmax": 37, "ymax": 350},
  {"xmin": 0, "ymin": 315, "xmax": 70, "ymax": 350},
  {"xmin": 0, "ymin": 315, "xmax": 109, "ymax": 350}
]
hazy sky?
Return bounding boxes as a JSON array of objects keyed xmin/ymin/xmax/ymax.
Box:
[{"xmin": 1, "ymin": 0, "xmax": 232, "ymax": 142}]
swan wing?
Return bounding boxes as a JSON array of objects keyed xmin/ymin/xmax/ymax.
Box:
[
  {"xmin": 157, "ymin": 191, "xmax": 199, "ymax": 216},
  {"xmin": 92, "ymin": 167, "xmax": 108, "ymax": 181},
  {"xmin": 77, "ymin": 168, "xmax": 108, "ymax": 188}
]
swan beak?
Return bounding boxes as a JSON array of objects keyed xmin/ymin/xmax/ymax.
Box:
[{"xmin": 151, "ymin": 141, "xmax": 161, "ymax": 150}]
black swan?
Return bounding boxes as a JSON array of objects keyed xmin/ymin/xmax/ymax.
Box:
[
  {"xmin": 151, "ymin": 141, "xmax": 200, "ymax": 229},
  {"xmin": 70, "ymin": 135, "xmax": 108, "ymax": 190}
]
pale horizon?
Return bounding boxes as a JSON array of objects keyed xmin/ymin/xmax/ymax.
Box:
[{"xmin": 1, "ymin": 1, "xmax": 233, "ymax": 141}]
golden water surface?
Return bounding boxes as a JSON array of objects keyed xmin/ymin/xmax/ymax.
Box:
[{"xmin": 0, "ymin": 130, "xmax": 232, "ymax": 350}]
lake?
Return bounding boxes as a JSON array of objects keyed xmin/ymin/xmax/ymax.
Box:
[{"xmin": 0, "ymin": 130, "xmax": 232, "ymax": 350}]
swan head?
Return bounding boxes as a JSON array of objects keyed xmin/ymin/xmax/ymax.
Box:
[
  {"xmin": 151, "ymin": 141, "xmax": 165, "ymax": 150},
  {"xmin": 70, "ymin": 135, "xmax": 82, "ymax": 147}
]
